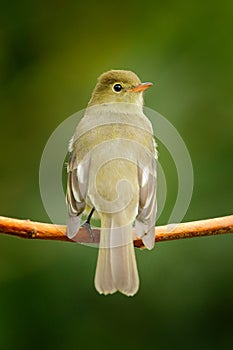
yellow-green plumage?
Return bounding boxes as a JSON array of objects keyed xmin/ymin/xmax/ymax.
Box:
[{"xmin": 66, "ymin": 70, "xmax": 157, "ymax": 296}]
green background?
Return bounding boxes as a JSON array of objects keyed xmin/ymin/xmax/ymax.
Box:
[{"xmin": 0, "ymin": 0, "xmax": 233, "ymax": 349}]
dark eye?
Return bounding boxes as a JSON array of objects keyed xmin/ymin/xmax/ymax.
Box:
[{"xmin": 113, "ymin": 83, "xmax": 122, "ymax": 92}]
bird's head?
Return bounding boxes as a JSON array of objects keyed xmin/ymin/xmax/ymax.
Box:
[{"xmin": 88, "ymin": 70, "xmax": 152, "ymax": 107}]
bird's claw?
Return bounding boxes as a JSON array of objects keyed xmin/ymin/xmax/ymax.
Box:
[{"xmin": 82, "ymin": 221, "xmax": 95, "ymax": 241}]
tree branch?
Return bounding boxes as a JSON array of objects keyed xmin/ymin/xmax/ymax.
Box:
[{"xmin": 0, "ymin": 215, "xmax": 232, "ymax": 248}]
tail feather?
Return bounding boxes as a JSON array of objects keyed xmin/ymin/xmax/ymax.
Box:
[
  {"xmin": 94, "ymin": 223, "xmax": 139, "ymax": 296},
  {"xmin": 94, "ymin": 228, "xmax": 117, "ymax": 295}
]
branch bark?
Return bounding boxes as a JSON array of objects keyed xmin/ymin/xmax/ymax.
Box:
[{"xmin": 0, "ymin": 215, "xmax": 232, "ymax": 248}]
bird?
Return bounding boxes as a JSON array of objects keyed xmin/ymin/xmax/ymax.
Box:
[{"xmin": 66, "ymin": 70, "xmax": 157, "ymax": 296}]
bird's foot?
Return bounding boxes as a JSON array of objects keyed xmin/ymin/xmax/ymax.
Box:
[{"xmin": 82, "ymin": 221, "xmax": 94, "ymax": 240}]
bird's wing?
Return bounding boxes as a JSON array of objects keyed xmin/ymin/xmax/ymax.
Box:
[
  {"xmin": 66, "ymin": 150, "xmax": 90, "ymax": 239},
  {"xmin": 135, "ymin": 151, "xmax": 157, "ymax": 250}
]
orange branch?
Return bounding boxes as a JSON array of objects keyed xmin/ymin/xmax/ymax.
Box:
[{"xmin": 0, "ymin": 215, "xmax": 232, "ymax": 248}]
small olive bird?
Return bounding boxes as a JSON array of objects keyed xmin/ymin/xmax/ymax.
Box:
[{"xmin": 66, "ymin": 70, "xmax": 157, "ymax": 296}]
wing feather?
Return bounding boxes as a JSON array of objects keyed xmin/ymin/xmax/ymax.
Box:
[
  {"xmin": 66, "ymin": 151, "xmax": 90, "ymax": 239},
  {"xmin": 136, "ymin": 154, "xmax": 157, "ymax": 250}
]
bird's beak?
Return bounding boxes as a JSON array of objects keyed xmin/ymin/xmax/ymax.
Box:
[{"xmin": 128, "ymin": 82, "xmax": 153, "ymax": 93}]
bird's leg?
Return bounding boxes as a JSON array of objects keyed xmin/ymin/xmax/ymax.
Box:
[{"xmin": 82, "ymin": 207, "xmax": 95, "ymax": 240}]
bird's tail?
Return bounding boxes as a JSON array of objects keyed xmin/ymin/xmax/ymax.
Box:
[{"xmin": 94, "ymin": 216, "xmax": 139, "ymax": 296}]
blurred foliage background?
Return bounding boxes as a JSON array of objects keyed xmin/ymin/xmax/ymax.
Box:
[{"xmin": 0, "ymin": 0, "xmax": 233, "ymax": 349}]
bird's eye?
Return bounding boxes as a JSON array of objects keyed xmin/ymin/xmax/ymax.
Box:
[{"xmin": 113, "ymin": 83, "xmax": 122, "ymax": 93}]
